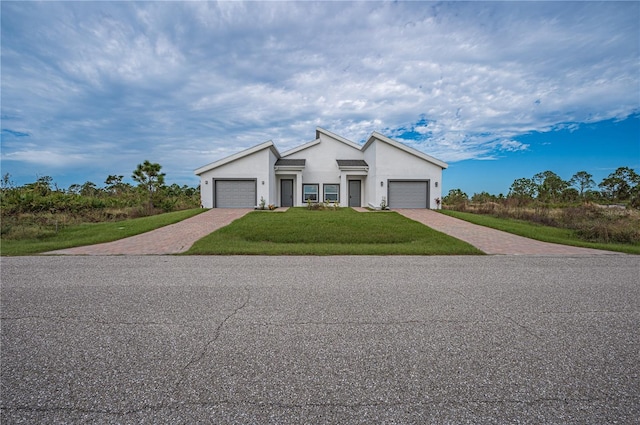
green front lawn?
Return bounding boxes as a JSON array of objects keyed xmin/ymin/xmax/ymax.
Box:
[
  {"xmin": 440, "ymin": 210, "xmax": 640, "ymax": 255},
  {"xmin": 1, "ymin": 208, "xmax": 206, "ymax": 256},
  {"xmin": 185, "ymin": 207, "xmax": 482, "ymax": 255}
]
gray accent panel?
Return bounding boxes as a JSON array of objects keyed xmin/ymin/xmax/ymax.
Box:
[
  {"xmin": 337, "ymin": 159, "xmax": 368, "ymax": 167},
  {"xmin": 275, "ymin": 159, "xmax": 306, "ymax": 166},
  {"xmin": 388, "ymin": 180, "xmax": 429, "ymax": 208},
  {"xmin": 215, "ymin": 180, "xmax": 256, "ymax": 208}
]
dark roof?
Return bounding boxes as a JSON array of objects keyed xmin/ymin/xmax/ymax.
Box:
[
  {"xmin": 336, "ymin": 159, "xmax": 368, "ymax": 167},
  {"xmin": 275, "ymin": 159, "xmax": 306, "ymax": 166}
]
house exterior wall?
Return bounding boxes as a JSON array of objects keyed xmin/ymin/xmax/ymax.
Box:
[
  {"xmin": 366, "ymin": 140, "xmax": 443, "ymax": 208},
  {"xmin": 284, "ymin": 136, "xmax": 363, "ymax": 206},
  {"xmin": 363, "ymin": 141, "xmax": 378, "ymax": 208},
  {"xmin": 268, "ymin": 149, "xmax": 278, "ymax": 205},
  {"xmin": 198, "ymin": 147, "xmax": 273, "ymax": 208}
]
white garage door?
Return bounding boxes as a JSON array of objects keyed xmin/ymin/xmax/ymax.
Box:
[
  {"xmin": 388, "ymin": 181, "xmax": 429, "ymax": 208},
  {"xmin": 215, "ymin": 180, "xmax": 256, "ymax": 208}
]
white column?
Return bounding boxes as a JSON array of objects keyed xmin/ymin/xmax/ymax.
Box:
[
  {"xmin": 295, "ymin": 171, "xmax": 304, "ymax": 206},
  {"xmin": 340, "ymin": 173, "xmax": 348, "ymax": 206}
]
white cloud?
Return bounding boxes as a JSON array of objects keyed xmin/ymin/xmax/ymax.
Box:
[
  {"xmin": 1, "ymin": 1, "xmax": 638, "ymax": 186},
  {"xmin": 1, "ymin": 148, "xmax": 91, "ymax": 168},
  {"xmin": 496, "ymin": 140, "xmax": 529, "ymax": 153}
]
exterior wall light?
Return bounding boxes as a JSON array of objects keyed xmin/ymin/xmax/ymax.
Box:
[
  {"xmin": 380, "ymin": 181, "xmax": 384, "ymax": 187},
  {"xmin": 205, "ymin": 180, "xmax": 208, "ymax": 185},
  {"xmin": 435, "ymin": 182, "xmax": 438, "ymax": 188}
]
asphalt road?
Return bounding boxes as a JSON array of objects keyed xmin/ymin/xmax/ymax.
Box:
[{"xmin": 1, "ymin": 255, "xmax": 638, "ymax": 424}]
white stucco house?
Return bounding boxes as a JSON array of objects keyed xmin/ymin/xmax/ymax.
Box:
[{"xmin": 194, "ymin": 127, "xmax": 447, "ymax": 209}]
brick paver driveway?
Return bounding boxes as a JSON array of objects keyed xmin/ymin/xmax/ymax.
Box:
[
  {"xmin": 395, "ymin": 209, "xmax": 622, "ymax": 255},
  {"xmin": 46, "ymin": 209, "xmax": 251, "ymax": 255},
  {"xmin": 46, "ymin": 208, "xmax": 622, "ymax": 256}
]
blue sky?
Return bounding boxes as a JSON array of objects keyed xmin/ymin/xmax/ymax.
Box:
[{"xmin": 1, "ymin": 1, "xmax": 638, "ymax": 196}]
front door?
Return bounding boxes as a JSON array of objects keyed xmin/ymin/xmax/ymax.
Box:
[
  {"xmin": 281, "ymin": 179, "xmax": 293, "ymax": 207},
  {"xmin": 348, "ymin": 180, "xmax": 361, "ymax": 207}
]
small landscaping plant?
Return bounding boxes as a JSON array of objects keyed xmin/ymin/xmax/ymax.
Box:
[
  {"xmin": 306, "ymin": 200, "xmax": 340, "ymax": 210},
  {"xmin": 380, "ymin": 197, "xmax": 388, "ymax": 210}
]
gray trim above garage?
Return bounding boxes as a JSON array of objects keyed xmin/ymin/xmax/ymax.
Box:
[{"xmin": 213, "ymin": 179, "xmax": 257, "ymax": 208}]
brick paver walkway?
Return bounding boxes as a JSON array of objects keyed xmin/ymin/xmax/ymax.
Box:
[
  {"xmin": 46, "ymin": 209, "xmax": 251, "ymax": 255},
  {"xmin": 394, "ymin": 209, "xmax": 621, "ymax": 255}
]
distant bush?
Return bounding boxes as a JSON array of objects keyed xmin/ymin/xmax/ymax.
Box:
[
  {"xmin": 447, "ymin": 201, "xmax": 640, "ymax": 244},
  {"xmin": 1, "ymin": 171, "xmax": 200, "ymax": 241}
]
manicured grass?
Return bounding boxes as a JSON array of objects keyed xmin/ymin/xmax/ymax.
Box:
[
  {"xmin": 440, "ymin": 210, "xmax": 640, "ymax": 255},
  {"xmin": 186, "ymin": 207, "xmax": 483, "ymax": 255},
  {"xmin": 0, "ymin": 208, "xmax": 206, "ymax": 256}
]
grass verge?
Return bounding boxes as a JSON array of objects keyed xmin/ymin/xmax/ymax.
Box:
[
  {"xmin": 440, "ymin": 210, "xmax": 640, "ymax": 255},
  {"xmin": 185, "ymin": 207, "xmax": 482, "ymax": 255},
  {"xmin": 1, "ymin": 208, "xmax": 206, "ymax": 256}
]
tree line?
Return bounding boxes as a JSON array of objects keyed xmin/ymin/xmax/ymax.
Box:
[
  {"xmin": 1, "ymin": 161, "xmax": 200, "ymax": 218},
  {"xmin": 444, "ymin": 166, "xmax": 640, "ymax": 208}
]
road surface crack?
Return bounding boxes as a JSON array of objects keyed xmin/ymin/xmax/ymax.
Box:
[{"xmin": 175, "ymin": 287, "xmax": 250, "ymax": 387}]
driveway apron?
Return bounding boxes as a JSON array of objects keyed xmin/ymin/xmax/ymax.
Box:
[
  {"xmin": 46, "ymin": 209, "xmax": 251, "ymax": 255},
  {"xmin": 395, "ymin": 209, "xmax": 622, "ymax": 255}
]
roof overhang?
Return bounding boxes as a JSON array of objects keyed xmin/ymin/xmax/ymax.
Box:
[
  {"xmin": 274, "ymin": 158, "xmax": 306, "ymax": 172},
  {"xmin": 337, "ymin": 159, "xmax": 369, "ymax": 172}
]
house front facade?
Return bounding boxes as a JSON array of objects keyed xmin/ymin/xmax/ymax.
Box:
[{"xmin": 195, "ymin": 128, "xmax": 448, "ymax": 209}]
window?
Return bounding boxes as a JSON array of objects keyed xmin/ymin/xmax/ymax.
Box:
[
  {"xmin": 324, "ymin": 184, "xmax": 339, "ymax": 202},
  {"xmin": 303, "ymin": 184, "xmax": 319, "ymax": 202}
]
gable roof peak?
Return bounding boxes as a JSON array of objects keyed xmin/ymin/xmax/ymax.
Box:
[
  {"xmin": 364, "ymin": 132, "xmax": 448, "ymax": 169},
  {"xmin": 315, "ymin": 127, "xmax": 362, "ymax": 150}
]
